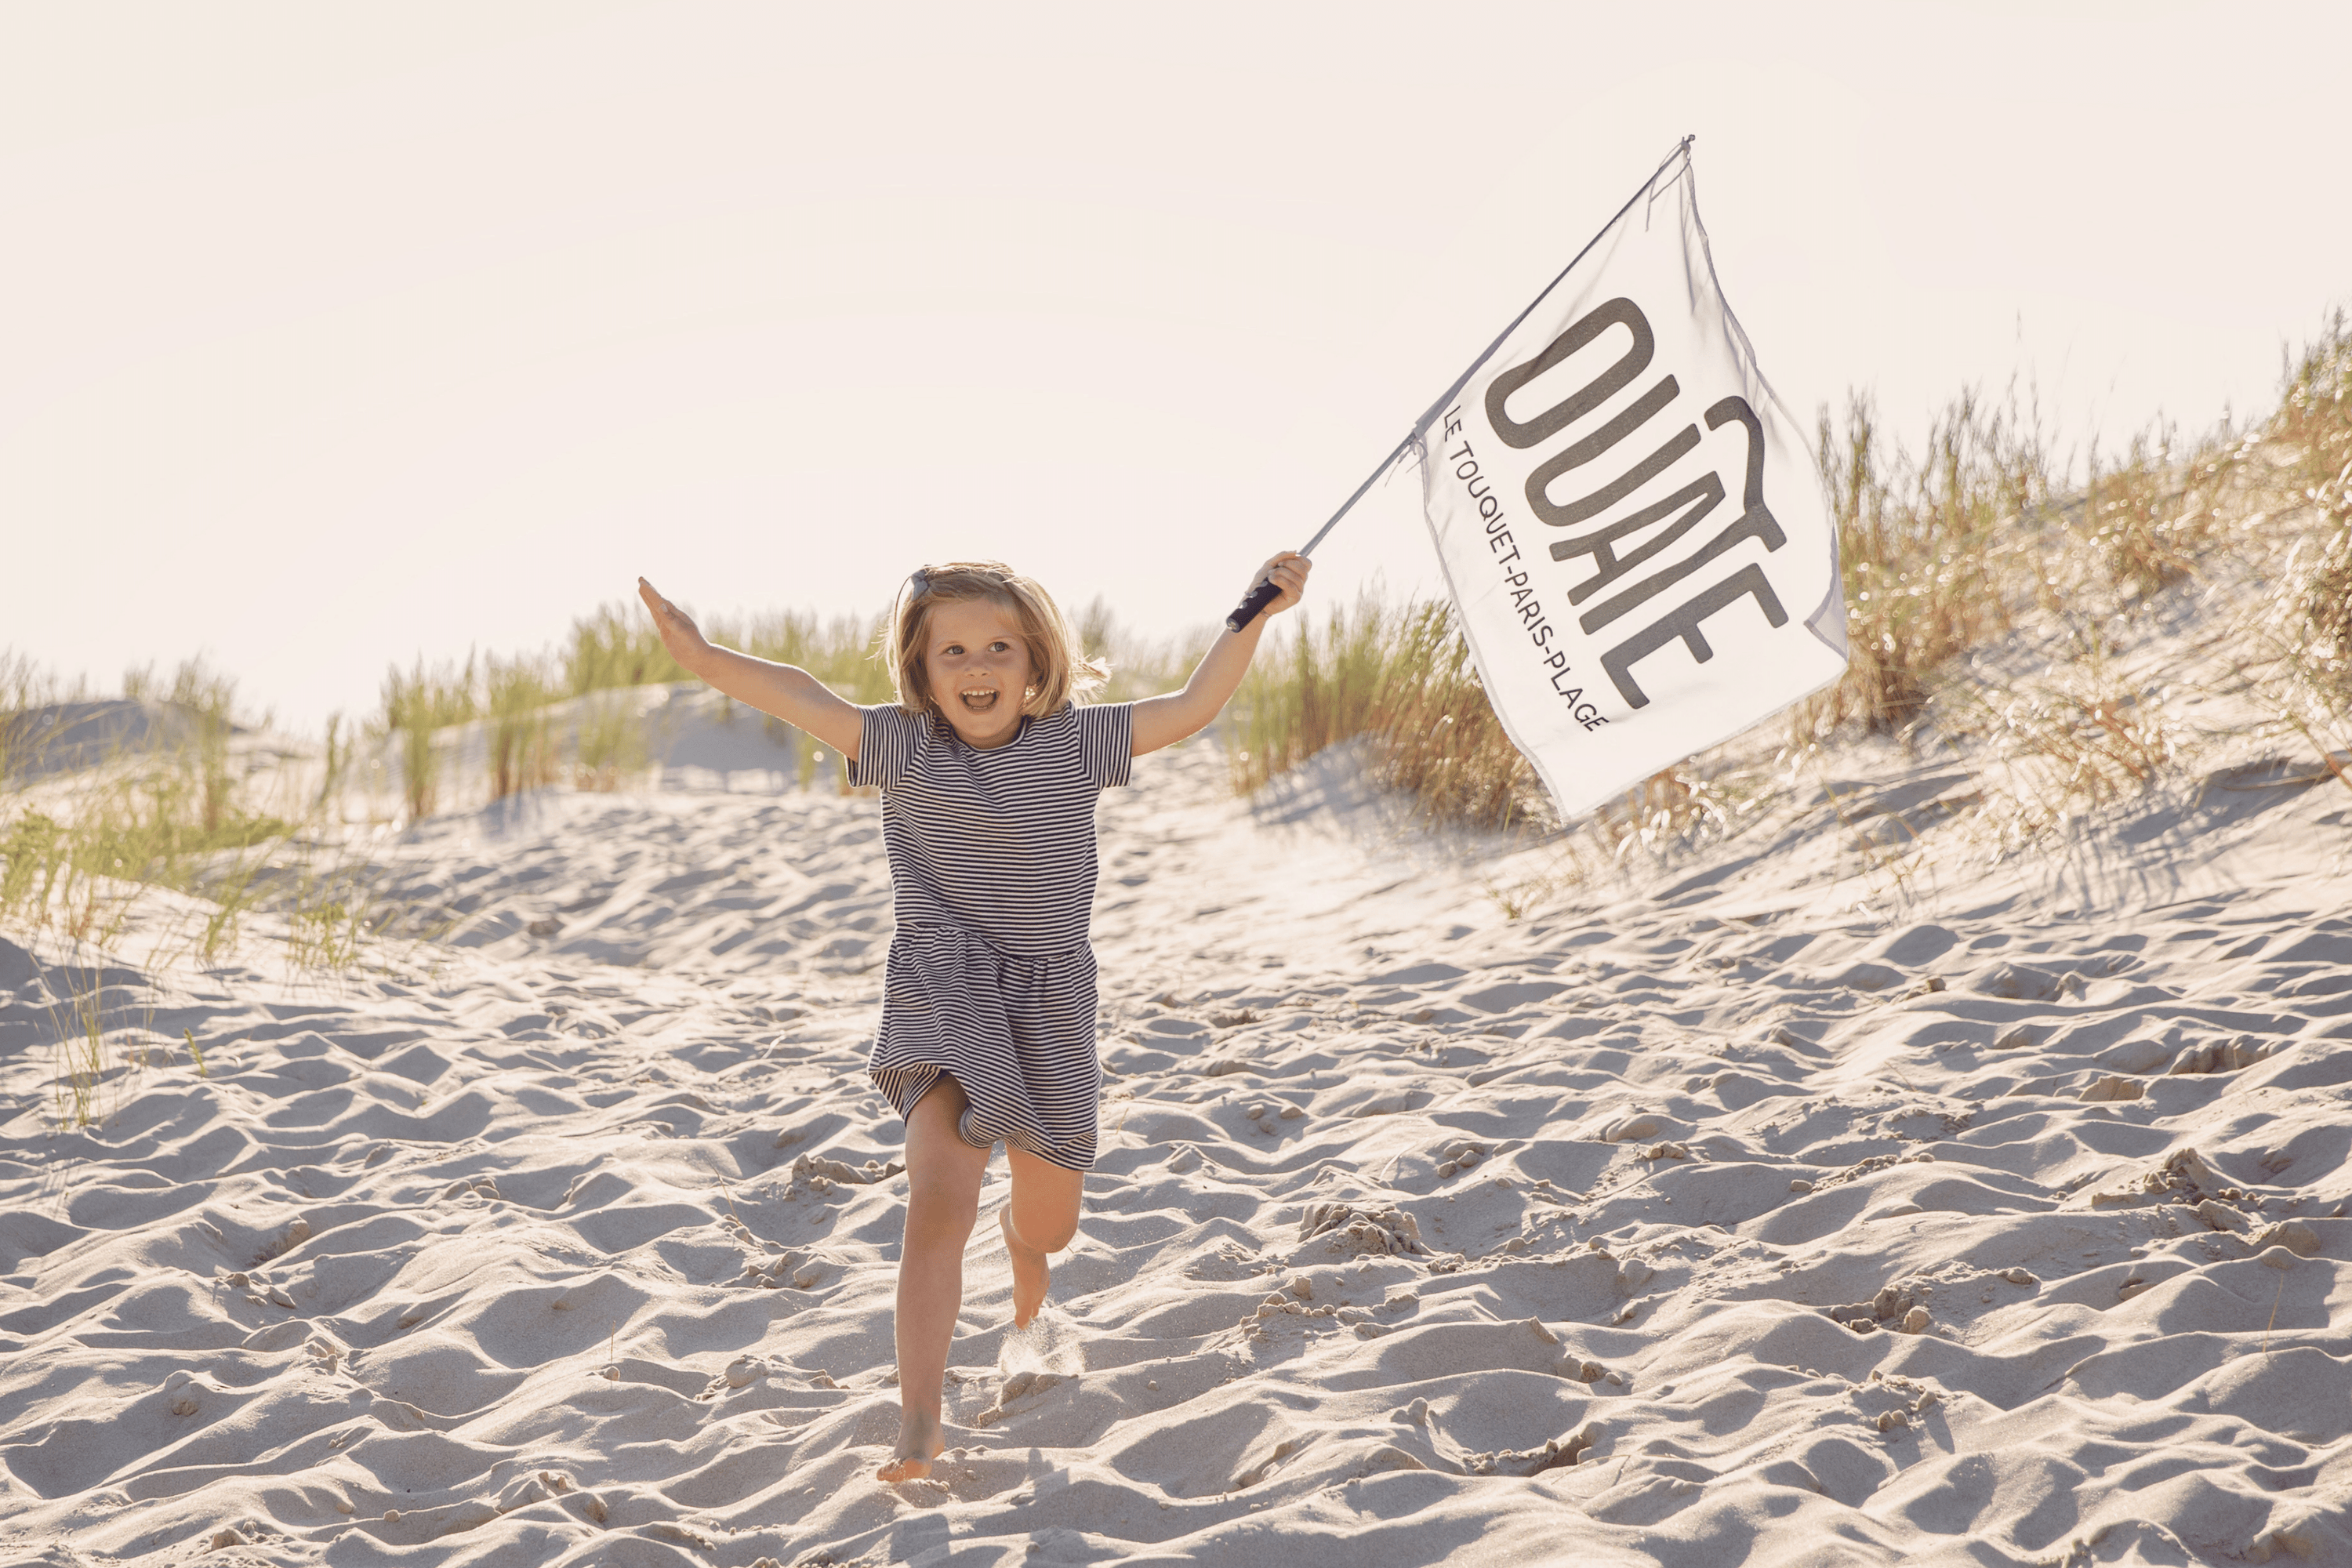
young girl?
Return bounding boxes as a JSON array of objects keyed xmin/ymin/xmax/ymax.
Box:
[{"xmin": 634, "ymin": 554, "xmax": 1310, "ymax": 1482}]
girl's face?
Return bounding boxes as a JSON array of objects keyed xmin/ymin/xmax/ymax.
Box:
[{"xmin": 921, "ymin": 596, "xmax": 1036, "ymax": 750}]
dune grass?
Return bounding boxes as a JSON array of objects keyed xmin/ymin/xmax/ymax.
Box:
[
  {"xmin": 15, "ymin": 317, "xmax": 2347, "ymax": 989},
  {"xmin": 485, "ymin": 655, "xmax": 561, "ymax": 802},
  {"xmin": 47, "ymin": 958, "xmax": 109, "ymax": 1130},
  {"xmin": 1227, "ymin": 312, "xmax": 2352, "ymax": 885},
  {"xmin": 26, "ymin": 946, "xmax": 198, "ymax": 1132},
  {"xmin": 0, "ymin": 653, "xmax": 398, "ymax": 1034},
  {"xmin": 379, "ymin": 655, "xmax": 478, "ymax": 822},
  {"xmin": 1225, "ymin": 595, "xmax": 1540, "ymax": 830},
  {"xmin": 366, "ymin": 604, "xmax": 894, "ymax": 818},
  {"xmin": 0, "ymin": 655, "xmax": 92, "ymax": 783},
  {"xmin": 0, "ymin": 661, "xmax": 304, "ymax": 949},
  {"xmin": 1806, "ymin": 387, "xmax": 2047, "ymax": 735},
  {"xmin": 0, "ymin": 662, "xmax": 396, "ymax": 1124},
  {"xmin": 368, "ymin": 592, "xmax": 1202, "ymax": 818},
  {"xmin": 560, "ymin": 601, "xmax": 902, "ymax": 704},
  {"xmin": 2274, "ymin": 311, "xmax": 2352, "ymax": 688}
]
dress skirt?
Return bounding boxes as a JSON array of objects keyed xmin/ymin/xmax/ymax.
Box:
[{"xmin": 866, "ymin": 922, "xmax": 1103, "ymax": 1172}]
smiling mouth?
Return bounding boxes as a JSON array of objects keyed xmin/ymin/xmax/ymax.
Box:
[{"xmin": 958, "ymin": 688, "xmax": 1001, "ymax": 713}]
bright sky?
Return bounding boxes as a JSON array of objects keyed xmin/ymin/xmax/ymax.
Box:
[{"xmin": 5, "ymin": 2, "xmax": 2347, "ymax": 731}]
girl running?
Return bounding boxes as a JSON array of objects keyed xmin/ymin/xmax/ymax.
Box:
[{"xmin": 634, "ymin": 554, "xmax": 1310, "ymax": 1482}]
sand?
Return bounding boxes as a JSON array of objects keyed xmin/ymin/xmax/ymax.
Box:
[{"xmin": 3, "ymin": 697, "xmax": 2350, "ymax": 1566}]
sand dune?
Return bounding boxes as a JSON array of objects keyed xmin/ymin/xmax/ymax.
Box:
[{"xmin": 3, "ymin": 717, "xmax": 2350, "ymax": 1566}]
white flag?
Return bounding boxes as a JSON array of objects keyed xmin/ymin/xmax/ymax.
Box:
[{"xmin": 1417, "ymin": 145, "xmax": 1846, "ymax": 817}]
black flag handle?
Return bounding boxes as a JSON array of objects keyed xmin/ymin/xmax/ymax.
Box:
[{"xmin": 1224, "ymin": 578, "xmax": 1283, "ymax": 634}]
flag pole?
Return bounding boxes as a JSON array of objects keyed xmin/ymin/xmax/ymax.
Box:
[{"xmin": 1225, "ymin": 135, "xmax": 1697, "ymax": 633}]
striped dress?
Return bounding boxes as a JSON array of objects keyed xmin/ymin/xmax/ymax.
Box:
[{"xmin": 850, "ymin": 699, "xmax": 1134, "ymax": 1171}]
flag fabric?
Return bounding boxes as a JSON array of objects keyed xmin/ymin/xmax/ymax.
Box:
[{"xmin": 1415, "ymin": 144, "xmax": 1847, "ymax": 818}]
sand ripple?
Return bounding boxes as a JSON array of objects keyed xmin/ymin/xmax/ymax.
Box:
[{"xmin": 2, "ymin": 743, "xmax": 2349, "ymax": 1565}]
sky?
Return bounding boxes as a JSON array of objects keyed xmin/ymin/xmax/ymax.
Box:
[{"xmin": 5, "ymin": 1, "xmax": 2347, "ymax": 732}]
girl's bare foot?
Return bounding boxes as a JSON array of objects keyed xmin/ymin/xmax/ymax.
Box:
[
  {"xmin": 1000, "ymin": 1208, "xmax": 1050, "ymax": 1328},
  {"xmin": 877, "ymin": 1408, "xmax": 944, "ymax": 1483}
]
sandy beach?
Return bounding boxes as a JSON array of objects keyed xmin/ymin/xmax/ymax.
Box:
[
  {"xmin": 2, "ymin": 691, "xmax": 2348, "ymax": 1568},
  {"xmin": 9, "ymin": 2, "xmax": 2352, "ymax": 1560}
]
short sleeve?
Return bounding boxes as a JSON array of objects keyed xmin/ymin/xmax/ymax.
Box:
[
  {"xmin": 1072, "ymin": 702, "xmax": 1134, "ymax": 790},
  {"xmin": 850, "ymin": 704, "xmax": 930, "ymax": 788}
]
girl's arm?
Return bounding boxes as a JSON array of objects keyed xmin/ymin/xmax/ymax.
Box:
[
  {"xmin": 636, "ymin": 578, "xmax": 865, "ymax": 757},
  {"xmin": 1130, "ymin": 552, "xmax": 1311, "ymax": 758}
]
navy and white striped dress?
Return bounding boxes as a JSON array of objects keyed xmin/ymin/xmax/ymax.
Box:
[{"xmin": 850, "ymin": 699, "xmax": 1134, "ymax": 1171}]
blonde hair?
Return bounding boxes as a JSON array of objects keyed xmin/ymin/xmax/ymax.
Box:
[{"xmin": 886, "ymin": 561, "xmax": 1108, "ymax": 721}]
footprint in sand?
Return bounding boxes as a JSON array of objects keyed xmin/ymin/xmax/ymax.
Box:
[
  {"xmin": 974, "ymin": 1367, "xmax": 1068, "ymax": 1427},
  {"xmin": 998, "ymin": 1307, "xmax": 1083, "ymax": 1377},
  {"xmin": 1298, "ymin": 1203, "xmax": 1425, "ymax": 1258},
  {"xmin": 1433, "ymin": 1139, "xmax": 1487, "ymax": 1178}
]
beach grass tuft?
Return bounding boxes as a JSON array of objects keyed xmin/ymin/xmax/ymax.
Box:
[
  {"xmin": 1806, "ymin": 387, "xmax": 2047, "ymax": 736},
  {"xmin": 379, "ymin": 655, "xmax": 477, "ymax": 822},
  {"xmin": 485, "ymin": 655, "xmax": 561, "ymax": 802},
  {"xmin": 48, "ymin": 960, "xmax": 107, "ymax": 1129},
  {"xmin": 1226, "ymin": 594, "xmax": 1540, "ymax": 833},
  {"xmin": 2274, "ymin": 310, "xmax": 2352, "ymax": 693}
]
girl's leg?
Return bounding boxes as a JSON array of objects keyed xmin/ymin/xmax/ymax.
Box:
[
  {"xmin": 999, "ymin": 1145, "xmax": 1083, "ymax": 1329},
  {"xmin": 880, "ymin": 1073, "xmax": 989, "ymax": 1483}
]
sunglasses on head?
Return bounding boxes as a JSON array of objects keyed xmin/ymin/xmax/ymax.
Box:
[{"xmin": 906, "ymin": 564, "xmax": 1013, "ymax": 600}]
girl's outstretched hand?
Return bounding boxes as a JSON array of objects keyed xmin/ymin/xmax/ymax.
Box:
[
  {"xmin": 1254, "ymin": 551, "xmax": 1312, "ymax": 617},
  {"xmin": 637, "ymin": 577, "xmax": 711, "ymax": 669},
  {"xmin": 633, "ymin": 577, "xmax": 862, "ymax": 753}
]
